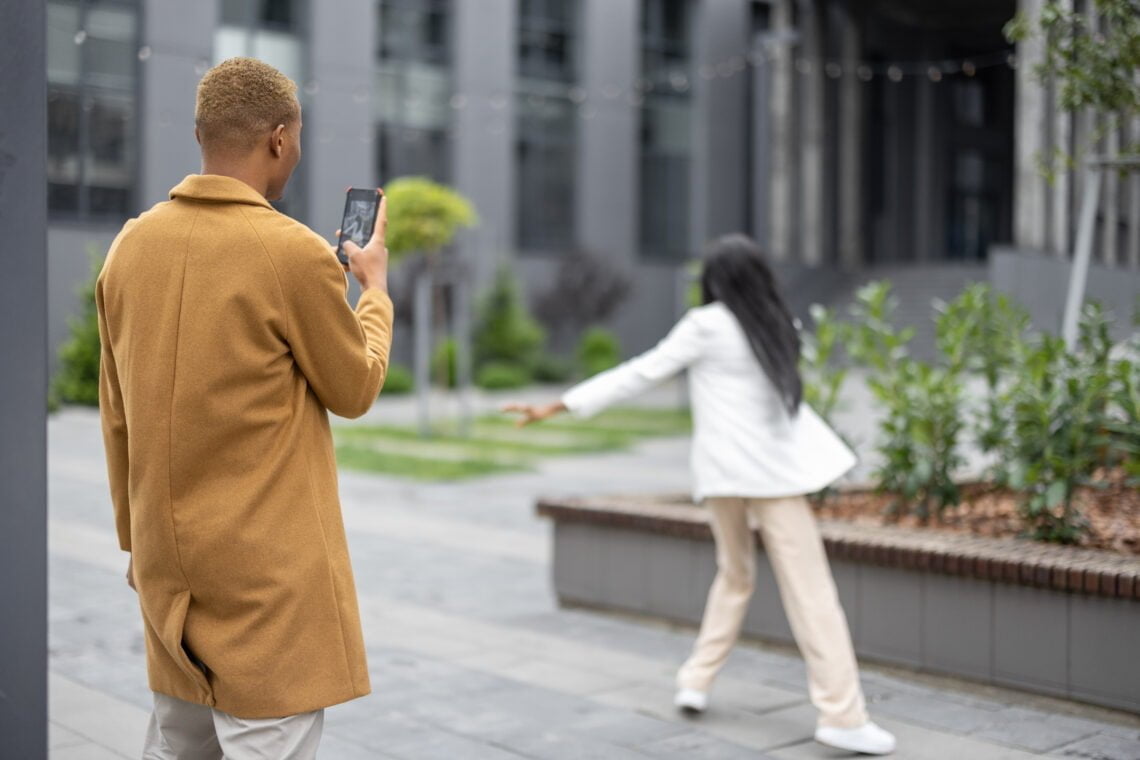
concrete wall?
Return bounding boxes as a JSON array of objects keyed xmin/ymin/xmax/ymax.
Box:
[
  {"xmin": 990, "ymin": 247, "xmax": 1140, "ymax": 340},
  {"xmin": 551, "ymin": 521, "xmax": 1140, "ymax": 713},
  {"xmin": 140, "ymin": 0, "xmax": 216, "ymax": 208},
  {"xmin": 0, "ymin": 0, "xmax": 48, "ymax": 754}
]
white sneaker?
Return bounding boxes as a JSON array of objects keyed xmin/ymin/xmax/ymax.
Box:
[
  {"xmin": 673, "ymin": 688, "xmax": 709, "ymax": 714},
  {"xmin": 815, "ymin": 721, "xmax": 896, "ymax": 755}
]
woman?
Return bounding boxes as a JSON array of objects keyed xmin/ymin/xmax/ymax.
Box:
[{"xmin": 505, "ymin": 235, "xmax": 896, "ymax": 755}]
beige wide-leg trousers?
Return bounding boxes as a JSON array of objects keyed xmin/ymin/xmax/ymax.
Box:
[
  {"xmin": 677, "ymin": 495, "xmax": 868, "ymax": 729},
  {"xmin": 141, "ymin": 692, "xmax": 324, "ymax": 760}
]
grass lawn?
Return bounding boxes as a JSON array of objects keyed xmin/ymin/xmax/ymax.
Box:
[{"xmin": 333, "ymin": 407, "xmax": 692, "ymax": 481}]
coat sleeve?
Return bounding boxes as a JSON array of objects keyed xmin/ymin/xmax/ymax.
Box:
[
  {"xmin": 280, "ymin": 243, "xmax": 394, "ymax": 419},
  {"xmin": 96, "ymin": 276, "xmax": 132, "ymax": 552},
  {"xmin": 562, "ymin": 310, "xmax": 704, "ymax": 418}
]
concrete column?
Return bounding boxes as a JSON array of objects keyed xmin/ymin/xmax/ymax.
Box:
[
  {"xmin": 139, "ymin": 0, "xmax": 217, "ymax": 208},
  {"xmin": 768, "ymin": 0, "xmax": 797, "ymax": 262},
  {"xmin": 1129, "ymin": 117, "xmax": 1140, "ymax": 269},
  {"xmin": 577, "ymin": 0, "xmax": 638, "ymax": 266},
  {"xmin": 0, "ymin": 2, "xmax": 48, "ymax": 757},
  {"xmin": 692, "ymin": 0, "xmax": 752, "ymax": 251},
  {"xmin": 306, "ymin": 0, "xmax": 375, "ymax": 237},
  {"xmin": 913, "ymin": 41, "xmax": 936, "ymax": 261},
  {"xmin": 453, "ymin": 0, "xmax": 516, "ymax": 288},
  {"xmin": 796, "ymin": 0, "xmax": 825, "ymax": 266},
  {"xmin": 1014, "ymin": 0, "xmax": 1049, "ymax": 251},
  {"xmin": 836, "ymin": 3, "xmax": 864, "ymax": 269},
  {"xmin": 1103, "ymin": 122, "xmax": 1119, "ymax": 267}
]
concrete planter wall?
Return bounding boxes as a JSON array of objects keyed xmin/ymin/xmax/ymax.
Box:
[{"xmin": 537, "ymin": 496, "xmax": 1140, "ymax": 714}]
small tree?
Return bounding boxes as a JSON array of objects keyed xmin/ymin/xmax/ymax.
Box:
[
  {"xmin": 52, "ymin": 251, "xmax": 104, "ymax": 408},
  {"xmin": 532, "ymin": 250, "xmax": 631, "ymax": 350},
  {"xmin": 383, "ymin": 177, "xmax": 477, "ymax": 261},
  {"xmin": 1005, "ymin": 0, "xmax": 1140, "ymax": 166}
]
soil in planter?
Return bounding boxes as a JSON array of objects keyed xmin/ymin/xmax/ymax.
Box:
[{"xmin": 812, "ymin": 469, "xmax": 1140, "ymax": 556}]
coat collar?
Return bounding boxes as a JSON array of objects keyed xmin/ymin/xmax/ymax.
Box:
[{"xmin": 169, "ymin": 174, "xmax": 274, "ymax": 209}]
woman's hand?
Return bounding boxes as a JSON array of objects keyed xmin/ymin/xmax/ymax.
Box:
[{"xmin": 501, "ymin": 401, "xmax": 567, "ymax": 427}]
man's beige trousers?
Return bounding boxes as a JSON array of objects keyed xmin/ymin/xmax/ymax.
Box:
[
  {"xmin": 677, "ymin": 495, "xmax": 868, "ymax": 729},
  {"xmin": 142, "ymin": 692, "xmax": 323, "ymax": 759}
]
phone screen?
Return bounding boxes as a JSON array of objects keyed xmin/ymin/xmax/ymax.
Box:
[{"xmin": 336, "ymin": 188, "xmax": 380, "ymax": 265}]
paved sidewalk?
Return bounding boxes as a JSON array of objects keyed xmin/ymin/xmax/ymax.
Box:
[{"xmin": 47, "ymin": 406, "xmax": 1140, "ymax": 759}]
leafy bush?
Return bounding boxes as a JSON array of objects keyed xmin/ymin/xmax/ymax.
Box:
[
  {"xmin": 432, "ymin": 338, "xmax": 458, "ymax": 388},
  {"xmin": 1000, "ymin": 305, "xmax": 1117, "ymax": 543},
  {"xmin": 800, "ymin": 303, "xmax": 850, "ymax": 426},
  {"xmin": 532, "ymin": 353, "xmax": 575, "ymax": 383},
  {"xmin": 473, "ymin": 267, "xmax": 544, "ymax": 376},
  {"xmin": 845, "ymin": 282, "xmax": 964, "ymax": 521},
  {"xmin": 382, "ymin": 363, "xmax": 414, "ymax": 394},
  {"xmin": 933, "ymin": 284, "xmax": 1030, "ymax": 461},
  {"xmin": 532, "ymin": 250, "xmax": 631, "ymax": 347},
  {"xmin": 578, "ymin": 327, "xmax": 621, "ymax": 378},
  {"xmin": 476, "ymin": 362, "xmax": 531, "ymax": 390},
  {"xmin": 383, "ymin": 177, "xmax": 477, "ymax": 258},
  {"xmin": 52, "ymin": 253, "xmax": 104, "ymax": 407}
]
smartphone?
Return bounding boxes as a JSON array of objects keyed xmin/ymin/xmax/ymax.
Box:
[{"xmin": 335, "ymin": 187, "xmax": 382, "ymax": 266}]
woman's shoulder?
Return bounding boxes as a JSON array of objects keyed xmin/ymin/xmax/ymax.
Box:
[{"xmin": 685, "ymin": 301, "xmax": 736, "ymax": 329}]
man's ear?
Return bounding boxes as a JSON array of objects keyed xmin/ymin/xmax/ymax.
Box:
[
  {"xmin": 270, "ymin": 124, "xmax": 286, "ymax": 158},
  {"xmin": 194, "ymin": 126, "xmax": 202, "ymax": 146}
]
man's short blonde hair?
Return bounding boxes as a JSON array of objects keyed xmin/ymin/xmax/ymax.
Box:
[{"xmin": 195, "ymin": 57, "xmax": 300, "ymax": 153}]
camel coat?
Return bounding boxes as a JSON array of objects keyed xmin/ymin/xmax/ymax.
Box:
[{"xmin": 96, "ymin": 174, "xmax": 393, "ymax": 719}]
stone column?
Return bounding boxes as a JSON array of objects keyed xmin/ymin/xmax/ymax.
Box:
[
  {"xmin": 577, "ymin": 0, "xmax": 638, "ymax": 266},
  {"xmin": 692, "ymin": 0, "xmax": 752, "ymax": 251},
  {"xmin": 139, "ymin": 0, "xmax": 217, "ymax": 208},
  {"xmin": 836, "ymin": 2, "xmax": 864, "ymax": 269},
  {"xmin": 1014, "ymin": 0, "xmax": 1049, "ymax": 252},
  {"xmin": 797, "ymin": 0, "xmax": 826, "ymax": 266},
  {"xmin": 305, "ymin": 0, "xmax": 375, "ymax": 237},
  {"xmin": 767, "ymin": 0, "xmax": 797, "ymax": 262},
  {"xmin": 0, "ymin": 1, "xmax": 48, "ymax": 756},
  {"xmin": 452, "ymin": 0, "xmax": 516, "ymax": 289}
]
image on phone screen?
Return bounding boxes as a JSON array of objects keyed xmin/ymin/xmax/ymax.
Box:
[{"xmin": 336, "ymin": 188, "xmax": 380, "ymax": 265}]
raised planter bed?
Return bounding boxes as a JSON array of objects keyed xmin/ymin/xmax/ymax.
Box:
[{"xmin": 537, "ymin": 494, "xmax": 1140, "ymax": 714}]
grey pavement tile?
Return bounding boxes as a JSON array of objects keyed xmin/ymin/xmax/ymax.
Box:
[
  {"xmin": 970, "ymin": 706, "xmax": 1110, "ymax": 753},
  {"xmin": 382, "ymin": 728, "xmax": 534, "ymax": 760},
  {"xmin": 492, "ymin": 729, "xmax": 654, "ymax": 759},
  {"xmin": 771, "ymin": 716, "xmax": 1045, "ymax": 760},
  {"xmin": 565, "ymin": 707, "xmax": 691, "ymax": 747},
  {"xmin": 49, "ymin": 722, "xmax": 89, "ymax": 751},
  {"xmin": 51, "ymin": 743, "xmax": 131, "ymax": 760},
  {"xmin": 639, "ymin": 729, "xmax": 775, "ymax": 759},
  {"xmin": 1052, "ymin": 731, "xmax": 1140, "ymax": 760},
  {"xmin": 872, "ymin": 688, "xmax": 1009, "ymax": 734},
  {"xmin": 494, "ymin": 657, "xmax": 638, "ymax": 696},
  {"xmin": 690, "ymin": 702, "xmax": 819, "ymax": 752},
  {"xmin": 317, "ymin": 732, "xmax": 399, "ymax": 759}
]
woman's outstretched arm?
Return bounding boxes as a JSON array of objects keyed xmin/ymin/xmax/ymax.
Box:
[{"xmin": 503, "ymin": 309, "xmax": 705, "ymax": 425}]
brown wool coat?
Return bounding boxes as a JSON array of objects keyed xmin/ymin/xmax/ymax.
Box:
[{"xmin": 96, "ymin": 174, "xmax": 393, "ymax": 718}]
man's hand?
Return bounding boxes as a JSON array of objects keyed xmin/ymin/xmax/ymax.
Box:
[
  {"xmin": 126, "ymin": 555, "xmax": 136, "ymax": 592},
  {"xmin": 341, "ymin": 190, "xmax": 389, "ymax": 293},
  {"xmin": 501, "ymin": 402, "xmax": 567, "ymax": 427}
]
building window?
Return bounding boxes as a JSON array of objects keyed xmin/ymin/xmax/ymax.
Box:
[
  {"xmin": 215, "ymin": 0, "xmax": 305, "ymax": 85},
  {"xmin": 47, "ymin": 0, "xmax": 140, "ymax": 220},
  {"xmin": 215, "ymin": 0, "xmax": 307, "ymax": 217},
  {"xmin": 640, "ymin": 0, "xmax": 692, "ymax": 259},
  {"xmin": 375, "ymin": 0, "xmax": 452, "ymax": 183},
  {"xmin": 516, "ymin": 0, "xmax": 579, "ymax": 253}
]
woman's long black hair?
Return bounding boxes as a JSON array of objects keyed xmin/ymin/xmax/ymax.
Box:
[{"xmin": 700, "ymin": 234, "xmax": 802, "ymax": 416}]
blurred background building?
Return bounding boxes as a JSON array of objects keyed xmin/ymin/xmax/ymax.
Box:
[{"xmin": 46, "ymin": 0, "xmax": 1140, "ymax": 370}]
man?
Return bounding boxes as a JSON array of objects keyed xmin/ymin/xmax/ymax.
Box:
[{"xmin": 96, "ymin": 57, "xmax": 392, "ymax": 758}]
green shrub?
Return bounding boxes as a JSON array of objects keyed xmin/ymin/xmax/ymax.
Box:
[
  {"xmin": 476, "ymin": 362, "xmax": 531, "ymax": 390},
  {"xmin": 1000, "ymin": 305, "xmax": 1117, "ymax": 543},
  {"xmin": 381, "ymin": 363, "xmax": 414, "ymax": 395},
  {"xmin": 473, "ymin": 267, "xmax": 545, "ymax": 373},
  {"xmin": 801, "ymin": 303, "xmax": 850, "ymax": 426},
  {"xmin": 383, "ymin": 177, "xmax": 477, "ymax": 259},
  {"xmin": 578, "ymin": 327, "xmax": 622, "ymax": 378},
  {"xmin": 432, "ymin": 338, "xmax": 458, "ymax": 388},
  {"xmin": 845, "ymin": 282, "xmax": 964, "ymax": 522},
  {"xmin": 533, "ymin": 353, "xmax": 575, "ymax": 383},
  {"xmin": 52, "ymin": 253, "xmax": 104, "ymax": 407}
]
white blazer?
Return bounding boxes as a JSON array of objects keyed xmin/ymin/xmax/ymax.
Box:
[{"xmin": 562, "ymin": 301, "xmax": 856, "ymax": 502}]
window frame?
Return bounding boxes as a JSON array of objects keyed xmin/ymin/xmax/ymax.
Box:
[{"xmin": 47, "ymin": 0, "xmax": 142, "ymax": 223}]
